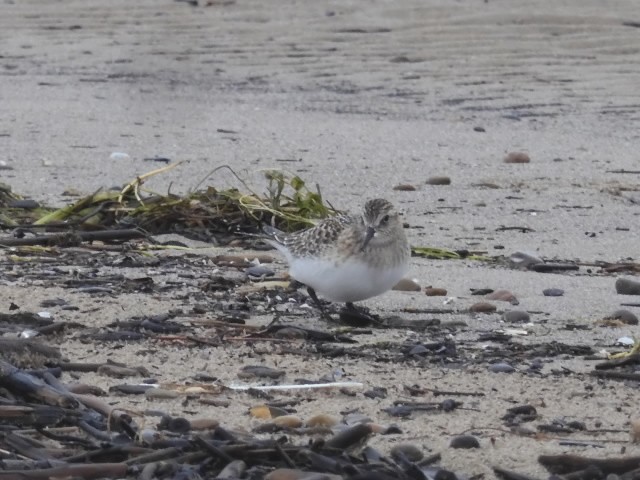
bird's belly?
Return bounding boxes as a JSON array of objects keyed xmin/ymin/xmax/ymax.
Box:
[{"xmin": 290, "ymin": 258, "xmax": 407, "ymax": 303}]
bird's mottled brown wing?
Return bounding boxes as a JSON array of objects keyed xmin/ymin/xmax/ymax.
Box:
[{"xmin": 277, "ymin": 214, "xmax": 354, "ymax": 258}]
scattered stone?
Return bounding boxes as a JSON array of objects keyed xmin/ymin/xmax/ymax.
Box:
[
  {"xmin": 145, "ymin": 388, "xmax": 179, "ymax": 400},
  {"xmin": 390, "ymin": 443, "xmax": 424, "ymax": 462},
  {"xmin": 393, "ymin": 184, "xmax": 416, "ymax": 191},
  {"xmin": 470, "ymin": 302, "xmax": 497, "ymax": 313},
  {"xmin": 489, "ymin": 362, "xmax": 515, "ymax": 373},
  {"xmin": 426, "ymin": 176, "xmax": 451, "ymax": 185},
  {"xmin": 504, "ymin": 152, "xmax": 531, "ymax": 164},
  {"xmin": 503, "ymin": 310, "xmax": 530, "ymax": 323},
  {"xmin": 608, "ymin": 309, "xmax": 639, "ymax": 325},
  {"xmin": 615, "ymin": 277, "xmax": 640, "ymax": 295},
  {"xmin": 510, "ymin": 251, "xmax": 543, "ymax": 269},
  {"xmin": 272, "ymin": 415, "xmax": 303, "ymax": 428},
  {"xmin": 189, "ymin": 418, "xmax": 220, "ymax": 430},
  {"xmin": 543, "ymin": 288, "xmax": 564, "ymax": 297},
  {"xmin": 473, "ymin": 126, "xmax": 486, "ymax": 132},
  {"xmin": 392, "ymin": 278, "xmax": 421, "ymax": 292},
  {"xmin": 306, "ymin": 414, "xmax": 339, "ymax": 428},
  {"xmin": 425, "ymin": 287, "xmax": 447, "ymax": 296},
  {"xmin": 8, "ymin": 199, "xmax": 39, "ymax": 209},
  {"xmin": 245, "ymin": 265, "xmax": 275, "ymax": 279},
  {"xmin": 487, "ymin": 289, "xmax": 519, "ymax": 305},
  {"xmin": 450, "ymin": 435, "xmax": 480, "ymax": 449}
]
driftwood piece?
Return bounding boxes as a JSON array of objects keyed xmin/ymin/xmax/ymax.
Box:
[
  {"xmin": 0, "ymin": 229, "xmax": 146, "ymax": 247},
  {"xmin": 539, "ymin": 454, "xmax": 640, "ymax": 474},
  {"xmin": 0, "ymin": 462, "xmax": 128, "ymax": 480},
  {"xmin": 0, "ymin": 360, "xmax": 76, "ymax": 408}
]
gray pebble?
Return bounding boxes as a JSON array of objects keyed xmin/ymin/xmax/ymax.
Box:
[
  {"xmin": 426, "ymin": 176, "xmax": 451, "ymax": 185},
  {"xmin": 392, "ymin": 278, "xmax": 421, "ymax": 292},
  {"xmin": 503, "ymin": 310, "xmax": 530, "ymax": 323},
  {"xmin": 449, "ymin": 435, "xmax": 480, "ymax": 449},
  {"xmin": 489, "ymin": 362, "xmax": 515, "ymax": 373},
  {"xmin": 543, "ymin": 288, "xmax": 564, "ymax": 297},
  {"xmin": 245, "ymin": 265, "xmax": 275, "ymax": 278},
  {"xmin": 615, "ymin": 277, "xmax": 640, "ymax": 295},
  {"xmin": 390, "ymin": 443, "xmax": 424, "ymax": 462}
]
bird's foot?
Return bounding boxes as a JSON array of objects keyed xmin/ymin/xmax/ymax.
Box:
[
  {"xmin": 339, "ymin": 302, "xmax": 380, "ymax": 327},
  {"xmin": 306, "ymin": 286, "xmax": 336, "ymax": 322}
]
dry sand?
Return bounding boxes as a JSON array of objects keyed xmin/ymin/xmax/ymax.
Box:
[{"xmin": 1, "ymin": 0, "xmax": 640, "ymax": 477}]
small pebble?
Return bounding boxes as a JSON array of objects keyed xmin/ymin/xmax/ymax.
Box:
[
  {"xmin": 503, "ymin": 310, "xmax": 530, "ymax": 323},
  {"xmin": 609, "ymin": 309, "xmax": 639, "ymax": 325},
  {"xmin": 489, "ymin": 362, "xmax": 515, "ymax": 373},
  {"xmin": 390, "ymin": 443, "xmax": 424, "ymax": 462},
  {"xmin": 425, "ymin": 287, "xmax": 447, "ymax": 296},
  {"xmin": 487, "ymin": 289, "xmax": 519, "ymax": 305},
  {"xmin": 469, "ymin": 302, "xmax": 497, "ymax": 313},
  {"xmin": 393, "ymin": 184, "xmax": 416, "ymax": 191},
  {"xmin": 189, "ymin": 418, "xmax": 220, "ymax": 430},
  {"xmin": 392, "ymin": 278, "xmax": 421, "ymax": 292},
  {"xmin": 8, "ymin": 199, "xmax": 39, "ymax": 209},
  {"xmin": 449, "ymin": 435, "xmax": 480, "ymax": 449},
  {"xmin": 473, "ymin": 126, "xmax": 486, "ymax": 132},
  {"xmin": 272, "ymin": 415, "xmax": 303, "ymax": 428},
  {"xmin": 145, "ymin": 388, "xmax": 179, "ymax": 400},
  {"xmin": 504, "ymin": 151, "xmax": 531, "ymax": 164},
  {"xmin": 306, "ymin": 414, "xmax": 339, "ymax": 428},
  {"xmin": 245, "ymin": 265, "xmax": 275, "ymax": 278},
  {"xmin": 426, "ymin": 176, "xmax": 451, "ymax": 185},
  {"xmin": 615, "ymin": 277, "xmax": 640, "ymax": 295},
  {"xmin": 543, "ymin": 288, "xmax": 564, "ymax": 297}
]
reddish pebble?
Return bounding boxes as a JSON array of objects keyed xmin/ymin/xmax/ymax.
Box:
[
  {"xmin": 425, "ymin": 287, "xmax": 447, "ymax": 296},
  {"xmin": 504, "ymin": 152, "xmax": 531, "ymax": 164},
  {"xmin": 469, "ymin": 302, "xmax": 497, "ymax": 313}
]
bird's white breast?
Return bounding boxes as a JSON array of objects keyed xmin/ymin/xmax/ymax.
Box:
[{"xmin": 289, "ymin": 257, "xmax": 408, "ymax": 303}]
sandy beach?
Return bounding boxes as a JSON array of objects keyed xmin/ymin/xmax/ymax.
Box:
[{"xmin": 1, "ymin": 0, "xmax": 640, "ymax": 477}]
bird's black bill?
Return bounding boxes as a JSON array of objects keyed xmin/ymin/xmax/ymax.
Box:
[{"xmin": 361, "ymin": 226, "xmax": 375, "ymax": 251}]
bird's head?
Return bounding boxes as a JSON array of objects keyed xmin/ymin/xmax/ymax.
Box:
[{"xmin": 360, "ymin": 198, "xmax": 402, "ymax": 250}]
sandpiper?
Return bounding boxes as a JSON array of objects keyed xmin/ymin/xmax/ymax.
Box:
[{"xmin": 262, "ymin": 198, "xmax": 410, "ymax": 316}]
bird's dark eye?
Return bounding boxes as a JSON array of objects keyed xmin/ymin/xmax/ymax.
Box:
[{"xmin": 381, "ymin": 214, "xmax": 390, "ymax": 224}]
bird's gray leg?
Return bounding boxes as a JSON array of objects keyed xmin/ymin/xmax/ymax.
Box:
[{"xmin": 307, "ymin": 287, "xmax": 334, "ymax": 322}]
